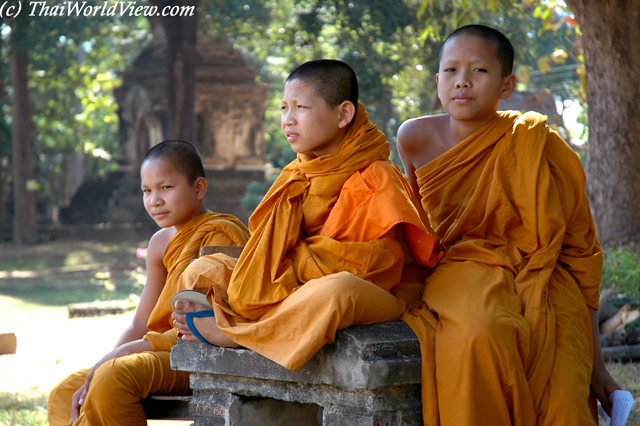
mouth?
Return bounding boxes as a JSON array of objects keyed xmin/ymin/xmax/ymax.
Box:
[
  {"xmin": 284, "ymin": 131, "xmax": 299, "ymax": 143},
  {"xmin": 452, "ymin": 94, "xmax": 472, "ymax": 104},
  {"xmin": 153, "ymin": 212, "xmax": 169, "ymax": 219}
]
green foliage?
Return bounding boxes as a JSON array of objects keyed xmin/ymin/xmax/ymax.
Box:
[
  {"xmin": 200, "ymin": 0, "xmax": 581, "ymax": 172},
  {"xmin": 64, "ymin": 249, "xmax": 95, "ymax": 266},
  {"xmin": 90, "ymin": 270, "xmax": 116, "ymax": 292},
  {"xmin": 602, "ymin": 246, "xmax": 640, "ymax": 308},
  {"xmin": 241, "ymin": 177, "xmax": 278, "ymax": 214},
  {"xmin": 0, "ymin": 391, "xmax": 48, "ymax": 426},
  {"xmin": 0, "ymin": 241, "xmax": 145, "ymax": 305},
  {"xmin": 1, "ymin": 8, "xmax": 149, "ymax": 210}
]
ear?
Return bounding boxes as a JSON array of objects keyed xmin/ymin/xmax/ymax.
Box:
[
  {"xmin": 337, "ymin": 101, "xmax": 356, "ymax": 129},
  {"xmin": 194, "ymin": 177, "xmax": 207, "ymax": 200},
  {"xmin": 500, "ymin": 74, "xmax": 516, "ymax": 100}
]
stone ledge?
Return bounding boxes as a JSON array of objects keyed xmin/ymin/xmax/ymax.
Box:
[
  {"xmin": 171, "ymin": 321, "xmax": 421, "ymax": 390},
  {"xmin": 170, "ymin": 321, "xmax": 423, "ymax": 425}
]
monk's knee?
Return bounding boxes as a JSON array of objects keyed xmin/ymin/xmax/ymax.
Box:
[
  {"xmin": 48, "ymin": 379, "xmax": 71, "ymax": 425},
  {"xmin": 48, "ymin": 369, "xmax": 89, "ymax": 426},
  {"xmin": 446, "ymin": 312, "xmax": 526, "ymax": 352},
  {"xmin": 84, "ymin": 358, "xmax": 139, "ymax": 412},
  {"xmin": 315, "ymin": 272, "xmax": 403, "ymax": 323}
]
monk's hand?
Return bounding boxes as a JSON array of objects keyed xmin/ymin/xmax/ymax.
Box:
[
  {"xmin": 70, "ymin": 362, "xmax": 100, "ymax": 422},
  {"xmin": 590, "ymin": 362, "xmax": 621, "ymax": 416},
  {"xmin": 70, "ymin": 340, "xmax": 153, "ymax": 421},
  {"xmin": 70, "ymin": 383, "xmax": 87, "ymax": 422}
]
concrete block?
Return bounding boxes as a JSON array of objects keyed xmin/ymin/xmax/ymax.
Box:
[{"xmin": 228, "ymin": 397, "xmax": 319, "ymax": 426}]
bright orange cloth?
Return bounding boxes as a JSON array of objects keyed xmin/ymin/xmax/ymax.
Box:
[
  {"xmin": 402, "ymin": 111, "xmax": 601, "ymax": 425},
  {"xmin": 183, "ymin": 103, "xmax": 435, "ymax": 370}
]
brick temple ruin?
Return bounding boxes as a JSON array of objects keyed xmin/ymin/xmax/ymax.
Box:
[{"xmin": 59, "ymin": 23, "xmax": 268, "ymax": 238}]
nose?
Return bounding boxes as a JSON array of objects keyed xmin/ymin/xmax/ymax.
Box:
[
  {"xmin": 455, "ymin": 70, "xmax": 471, "ymax": 88},
  {"xmin": 281, "ymin": 108, "xmax": 296, "ymax": 127},
  {"xmin": 149, "ymin": 193, "xmax": 163, "ymax": 207}
]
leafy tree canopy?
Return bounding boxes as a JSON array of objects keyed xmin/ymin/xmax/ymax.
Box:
[{"xmin": 1, "ymin": 0, "xmax": 580, "ymax": 211}]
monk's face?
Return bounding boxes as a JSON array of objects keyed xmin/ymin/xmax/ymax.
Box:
[
  {"xmin": 436, "ymin": 34, "xmax": 515, "ymax": 128},
  {"xmin": 140, "ymin": 158, "xmax": 205, "ymax": 231},
  {"xmin": 281, "ymin": 78, "xmax": 345, "ymax": 157}
]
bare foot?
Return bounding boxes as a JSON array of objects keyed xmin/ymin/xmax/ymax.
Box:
[{"xmin": 172, "ymin": 299, "xmax": 239, "ymax": 347}]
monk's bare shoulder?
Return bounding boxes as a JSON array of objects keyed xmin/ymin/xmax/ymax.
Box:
[
  {"xmin": 147, "ymin": 227, "xmax": 176, "ymax": 264},
  {"xmin": 398, "ymin": 114, "xmax": 451, "ymax": 170}
]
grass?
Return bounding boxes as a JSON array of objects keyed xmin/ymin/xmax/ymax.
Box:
[
  {"xmin": 0, "ymin": 241, "xmax": 639, "ymax": 425},
  {"xmin": 602, "ymin": 245, "xmax": 640, "ymax": 309},
  {"xmin": 0, "ymin": 240, "xmax": 146, "ymax": 307}
]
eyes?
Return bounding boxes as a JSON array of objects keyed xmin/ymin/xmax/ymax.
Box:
[
  {"xmin": 442, "ymin": 67, "xmax": 487, "ymax": 73},
  {"xmin": 141, "ymin": 185, "xmax": 172, "ymax": 194},
  {"xmin": 281, "ymin": 104, "xmax": 308, "ymax": 111}
]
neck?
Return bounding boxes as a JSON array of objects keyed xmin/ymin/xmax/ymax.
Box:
[{"xmin": 449, "ymin": 112, "xmax": 498, "ymax": 145}]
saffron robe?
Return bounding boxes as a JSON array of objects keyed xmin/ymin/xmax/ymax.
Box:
[
  {"xmin": 48, "ymin": 211, "xmax": 250, "ymax": 426},
  {"xmin": 181, "ymin": 103, "xmax": 436, "ymax": 371},
  {"xmin": 402, "ymin": 111, "xmax": 602, "ymax": 426}
]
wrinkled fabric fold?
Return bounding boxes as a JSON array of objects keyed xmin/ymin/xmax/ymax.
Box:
[{"xmin": 225, "ymin": 103, "xmax": 435, "ymax": 321}]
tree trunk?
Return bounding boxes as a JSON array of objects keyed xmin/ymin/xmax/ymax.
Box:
[
  {"xmin": 151, "ymin": 0, "xmax": 198, "ymax": 142},
  {"xmin": 10, "ymin": 25, "xmax": 38, "ymax": 244},
  {"xmin": 565, "ymin": 0, "xmax": 640, "ymax": 246},
  {"xmin": 0, "ymin": 17, "xmax": 8, "ymax": 233}
]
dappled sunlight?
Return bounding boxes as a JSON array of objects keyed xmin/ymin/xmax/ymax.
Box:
[
  {"xmin": 0, "ymin": 305, "xmax": 191, "ymax": 426},
  {"xmin": 0, "ymin": 307, "xmax": 133, "ymax": 425}
]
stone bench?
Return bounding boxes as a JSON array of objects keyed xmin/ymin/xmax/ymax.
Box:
[{"xmin": 170, "ymin": 321, "xmax": 423, "ymax": 425}]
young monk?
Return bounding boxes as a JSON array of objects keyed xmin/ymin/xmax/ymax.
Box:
[
  {"xmin": 171, "ymin": 59, "xmax": 436, "ymax": 371},
  {"xmin": 47, "ymin": 140, "xmax": 250, "ymax": 426},
  {"xmin": 397, "ymin": 24, "xmax": 620, "ymax": 426}
]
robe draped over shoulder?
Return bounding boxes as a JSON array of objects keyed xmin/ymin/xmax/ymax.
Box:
[
  {"xmin": 402, "ymin": 111, "xmax": 601, "ymax": 426},
  {"xmin": 222, "ymin": 103, "xmax": 435, "ymax": 321},
  {"xmin": 144, "ymin": 211, "xmax": 249, "ymax": 351}
]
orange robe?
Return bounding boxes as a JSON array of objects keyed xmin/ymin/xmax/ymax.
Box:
[
  {"xmin": 48, "ymin": 211, "xmax": 249, "ymax": 426},
  {"xmin": 181, "ymin": 103, "xmax": 435, "ymax": 371},
  {"xmin": 402, "ymin": 111, "xmax": 601, "ymax": 426}
]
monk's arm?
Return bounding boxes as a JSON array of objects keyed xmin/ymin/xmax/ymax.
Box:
[
  {"xmin": 547, "ymin": 135, "xmax": 622, "ymax": 413},
  {"xmin": 397, "ymin": 120, "xmax": 422, "ymax": 199},
  {"xmin": 114, "ymin": 229, "xmax": 170, "ymax": 347},
  {"xmin": 588, "ymin": 307, "xmax": 621, "ymax": 416}
]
